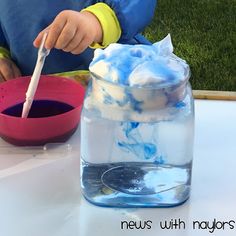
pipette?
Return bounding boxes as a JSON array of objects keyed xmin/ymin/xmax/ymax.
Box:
[{"xmin": 21, "ymin": 33, "xmax": 50, "ymax": 118}]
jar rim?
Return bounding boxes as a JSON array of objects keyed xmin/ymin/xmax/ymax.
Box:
[{"xmin": 90, "ymin": 69, "xmax": 191, "ymax": 91}]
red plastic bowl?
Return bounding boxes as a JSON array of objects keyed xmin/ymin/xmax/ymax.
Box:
[{"xmin": 0, "ymin": 76, "xmax": 85, "ymax": 146}]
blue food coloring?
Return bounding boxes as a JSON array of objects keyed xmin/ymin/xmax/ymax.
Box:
[
  {"xmin": 103, "ymin": 94, "xmax": 114, "ymax": 105},
  {"xmin": 118, "ymin": 121, "xmax": 157, "ymax": 160},
  {"xmin": 2, "ymin": 100, "xmax": 74, "ymax": 118},
  {"xmin": 175, "ymin": 101, "xmax": 186, "ymax": 108},
  {"xmin": 154, "ymin": 155, "xmax": 165, "ymax": 165},
  {"xmin": 118, "ymin": 142, "xmax": 157, "ymax": 160},
  {"xmin": 102, "ymin": 87, "xmax": 143, "ymax": 113},
  {"xmin": 122, "ymin": 122, "xmax": 139, "ymax": 137},
  {"xmin": 130, "ymin": 49, "xmax": 143, "ymax": 58},
  {"xmin": 125, "ymin": 90, "xmax": 143, "ymax": 113}
]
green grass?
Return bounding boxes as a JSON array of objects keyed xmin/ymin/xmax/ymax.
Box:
[{"xmin": 144, "ymin": 0, "xmax": 236, "ymax": 91}]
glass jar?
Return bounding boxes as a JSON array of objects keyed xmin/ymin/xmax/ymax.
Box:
[{"xmin": 80, "ymin": 68, "xmax": 194, "ymax": 207}]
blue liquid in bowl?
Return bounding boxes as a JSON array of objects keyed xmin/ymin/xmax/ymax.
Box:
[{"xmin": 2, "ymin": 100, "xmax": 74, "ymax": 118}]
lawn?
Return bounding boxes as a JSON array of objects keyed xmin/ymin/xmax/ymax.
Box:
[{"xmin": 144, "ymin": 0, "xmax": 236, "ymax": 91}]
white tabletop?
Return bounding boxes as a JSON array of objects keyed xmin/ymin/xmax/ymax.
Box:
[{"xmin": 0, "ymin": 99, "xmax": 235, "ymax": 236}]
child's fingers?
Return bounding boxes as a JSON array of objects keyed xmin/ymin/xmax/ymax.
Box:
[
  {"xmin": 45, "ymin": 14, "xmax": 67, "ymax": 50},
  {"xmin": 71, "ymin": 36, "xmax": 92, "ymax": 55},
  {"xmin": 62, "ymin": 28, "xmax": 83, "ymax": 52},
  {"xmin": 33, "ymin": 28, "xmax": 49, "ymax": 48},
  {"xmin": 33, "ymin": 31, "xmax": 44, "ymax": 48},
  {"xmin": 55, "ymin": 22, "xmax": 77, "ymax": 50}
]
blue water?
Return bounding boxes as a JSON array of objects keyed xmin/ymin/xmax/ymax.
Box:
[
  {"xmin": 80, "ymin": 111, "xmax": 193, "ymax": 207},
  {"xmin": 81, "ymin": 160, "xmax": 191, "ymax": 207}
]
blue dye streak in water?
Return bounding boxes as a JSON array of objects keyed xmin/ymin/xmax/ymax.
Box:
[
  {"xmin": 103, "ymin": 94, "xmax": 114, "ymax": 105},
  {"xmin": 119, "ymin": 121, "xmax": 157, "ymax": 160},
  {"xmin": 175, "ymin": 101, "xmax": 186, "ymax": 108},
  {"xmin": 118, "ymin": 142, "xmax": 157, "ymax": 160},
  {"xmin": 154, "ymin": 155, "xmax": 165, "ymax": 165},
  {"xmin": 122, "ymin": 122, "xmax": 139, "ymax": 137},
  {"xmin": 114, "ymin": 89, "xmax": 143, "ymax": 113},
  {"xmin": 125, "ymin": 89, "xmax": 143, "ymax": 113},
  {"xmin": 102, "ymin": 88, "xmax": 143, "ymax": 113}
]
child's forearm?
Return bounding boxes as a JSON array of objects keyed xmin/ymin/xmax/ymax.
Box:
[{"xmin": 83, "ymin": 3, "xmax": 121, "ymax": 48}]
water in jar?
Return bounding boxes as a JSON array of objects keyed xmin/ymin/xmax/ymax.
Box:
[{"xmin": 80, "ymin": 99, "xmax": 194, "ymax": 207}]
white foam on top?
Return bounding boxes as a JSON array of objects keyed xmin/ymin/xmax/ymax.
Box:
[
  {"xmin": 86, "ymin": 35, "xmax": 190, "ymax": 122},
  {"xmin": 89, "ymin": 34, "xmax": 189, "ymax": 87}
]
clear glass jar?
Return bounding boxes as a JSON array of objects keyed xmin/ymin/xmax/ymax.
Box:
[{"xmin": 80, "ymin": 70, "xmax": 194, "ymax": 207}]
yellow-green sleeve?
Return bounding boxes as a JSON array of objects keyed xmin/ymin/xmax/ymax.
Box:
[
  {"xmin": 0, "ymin": 47, "xmax": 10, "ymax": 59},
  {"xmin": 83, "ymin": 3, "xmax": 121, "ymax": 48}
]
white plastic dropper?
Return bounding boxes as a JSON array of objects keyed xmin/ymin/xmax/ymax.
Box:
[{"xmin": 21, "ymin": 33, "xmax": 50, "ymax": 118}]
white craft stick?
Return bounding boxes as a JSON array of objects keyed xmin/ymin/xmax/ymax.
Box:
[{"xmin": 21, "ymin": 33, "xmax": 50, "ymax": 118}]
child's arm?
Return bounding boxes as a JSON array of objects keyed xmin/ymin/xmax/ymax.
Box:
[
  {"xmin": 34, "ymin": 10, "xmax": 103, "ymax": 54},
  {"xmin": 34, "ymin": 0, "xmax": 156, "ymax": 54},
  {"xmin": 0, "ymin": 26, "xmax": 21, "ymax": 81},
  {"xmin": 100, "ymin": 0, "xmax": 157, "ymax": 42}
]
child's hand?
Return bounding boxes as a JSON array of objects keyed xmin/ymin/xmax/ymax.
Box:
[
  {"xmin": 34, "ymin": 10, "xmax": 103, "ymax": 54},
  {"xmin": 0, "ymin": 58, "xmax": 21, "ymax": 82}
]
